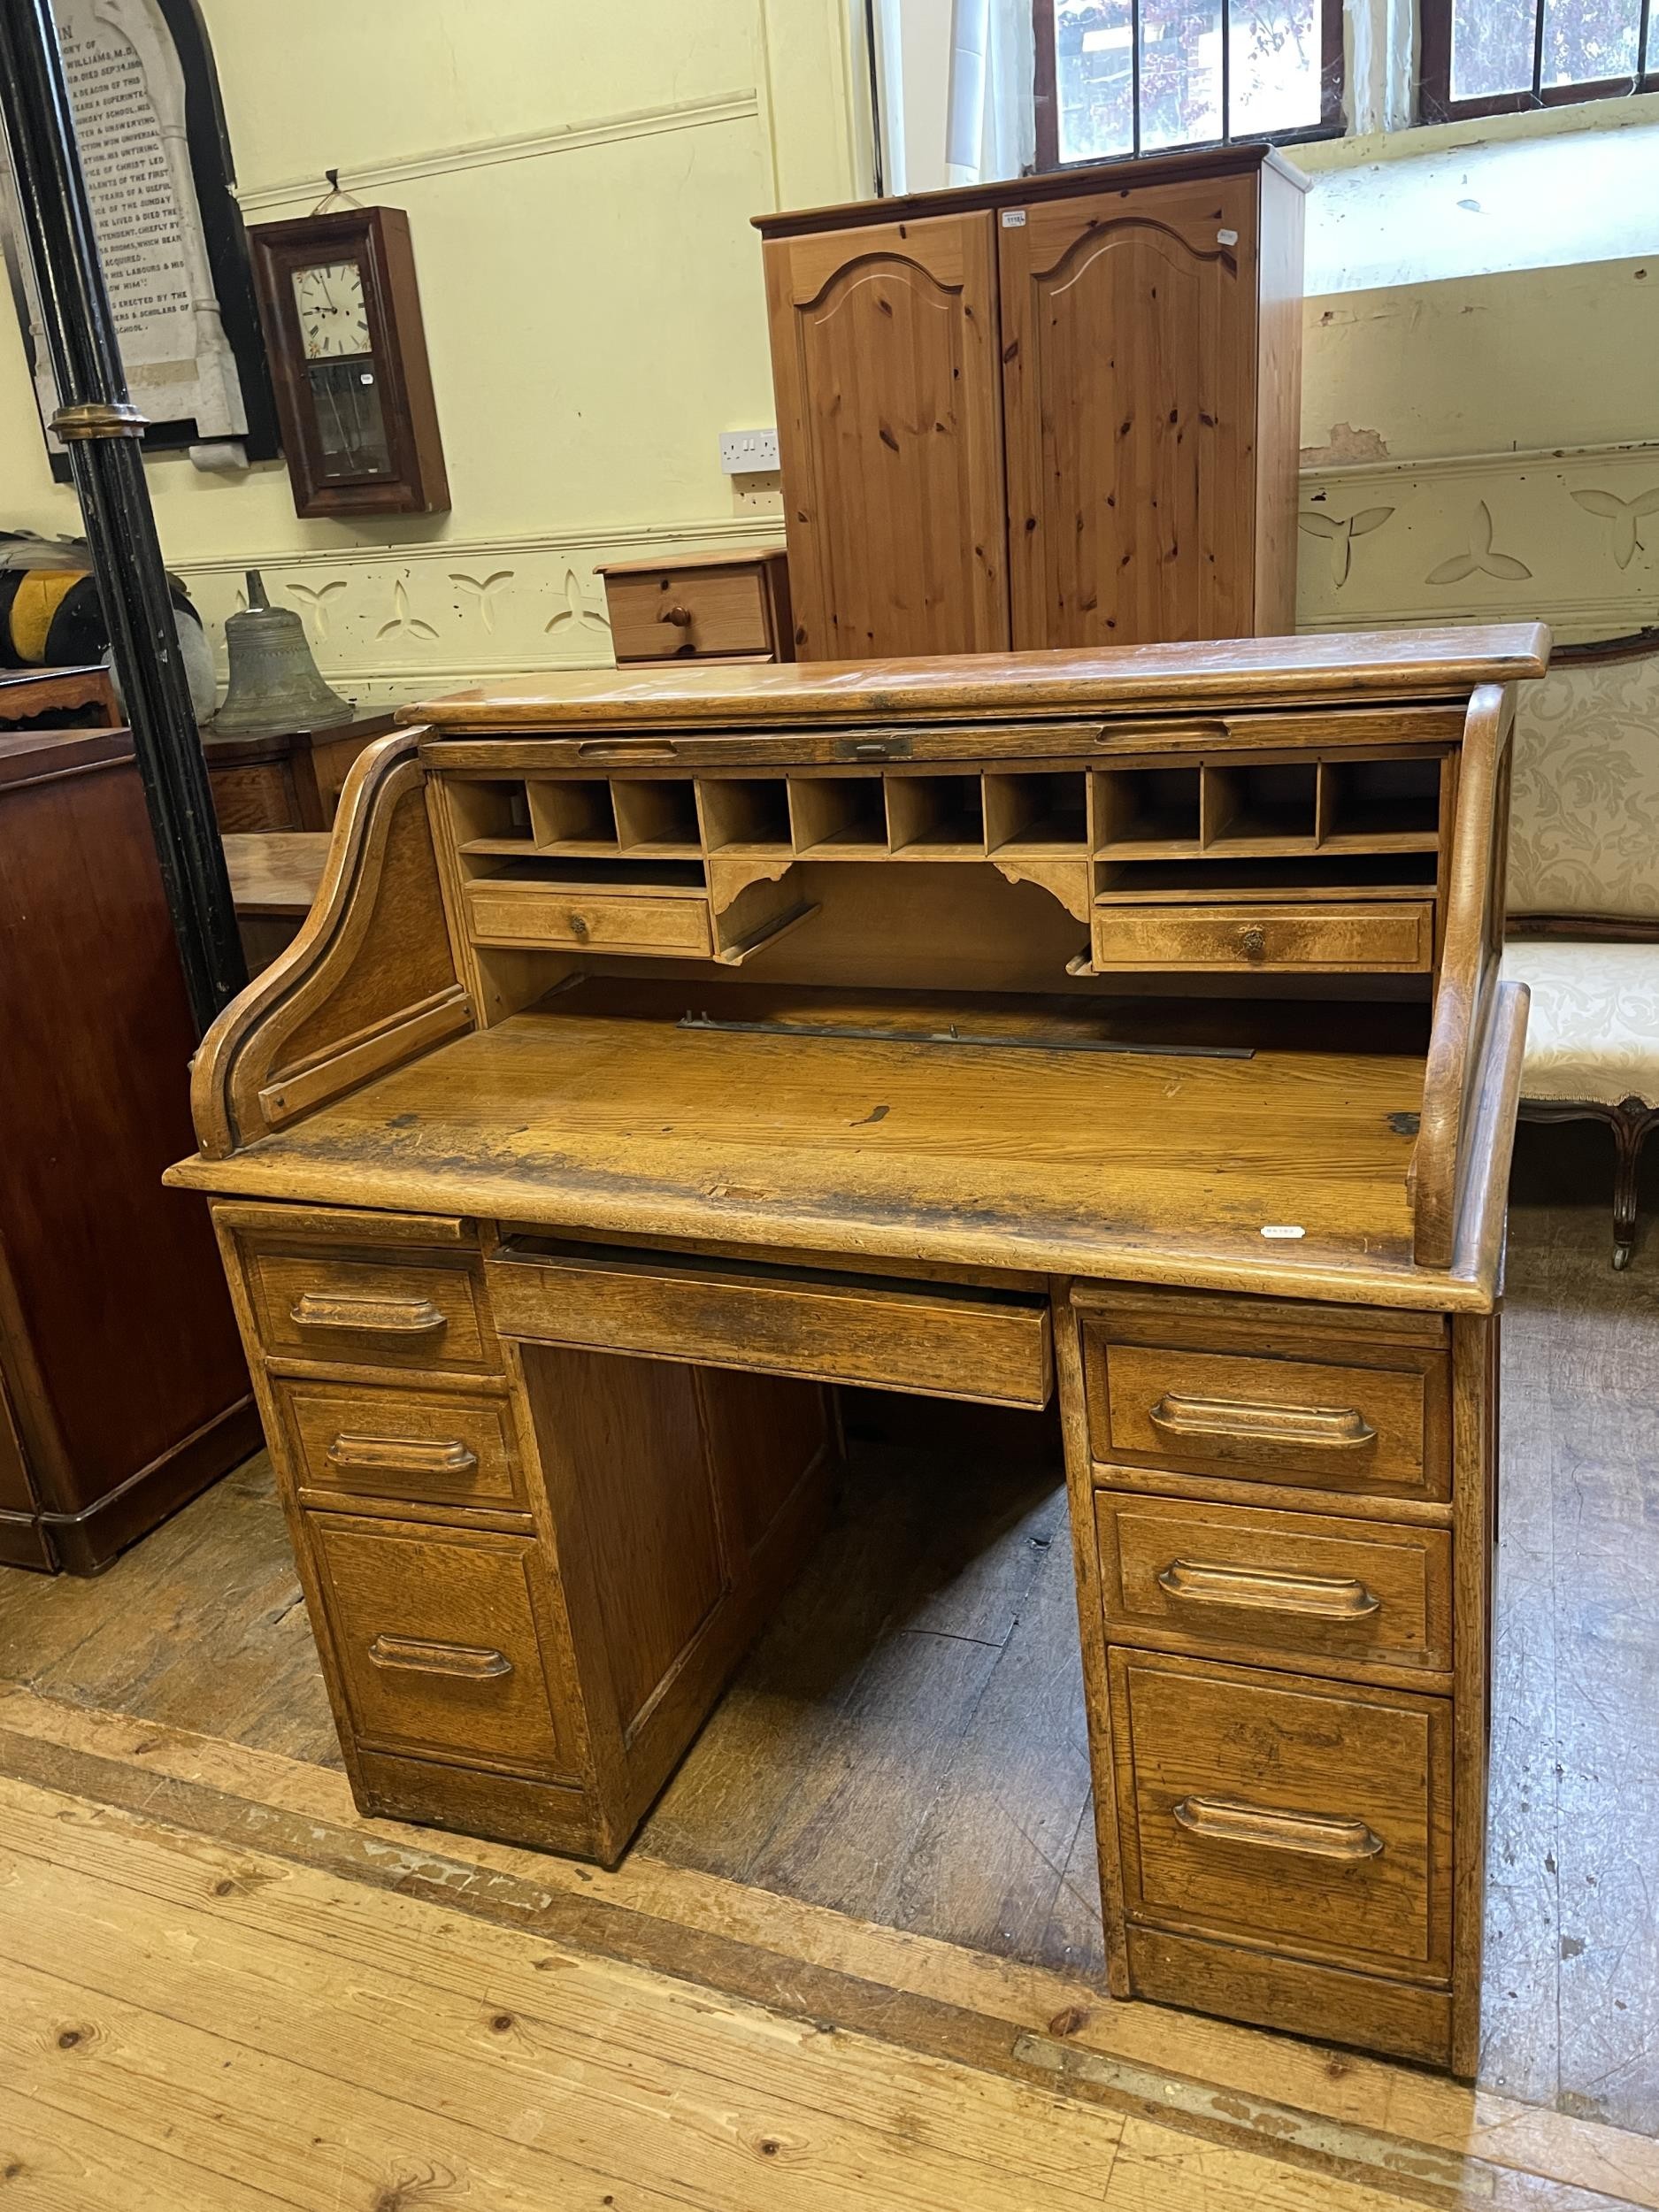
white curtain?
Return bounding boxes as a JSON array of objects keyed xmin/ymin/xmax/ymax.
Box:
[{"xmin": 946, "ymin": 0, "xmax": 1034, "ymax": 184}]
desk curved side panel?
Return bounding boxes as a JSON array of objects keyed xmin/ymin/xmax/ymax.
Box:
[{"xmin": 192, "ymin": 727, "xmax": 472, "ymax": 1160}]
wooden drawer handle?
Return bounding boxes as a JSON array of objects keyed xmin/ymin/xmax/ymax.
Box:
[
  {"xmin": 574, "ymin": 739, "xmax": 680, "ymax": 761},
  {"xmin": 289, "ymin": 1292, "xmax": 447, "ymax": 1338},
  {"xmin": 1147, "ymin": 1391, "xmax": 1376, "ymax": 1452},
  {"xmin": 657, "ymin": 603, "xmax": 695, "ymax": 627},
  {"xmin": 367, "ymin": 1634, "xmax": 512, "ymax": 1680},
  {"xmin": 326, "ymin": 1432, "xmax": 480, "ymax": 1479},
  {"xmin": 1172, "ymin": 1796, "xmax": 1384, "ymax": 1862},
  {"xmin": 1156, "ymin": 1558, "xmax": 1381, "ymax": 1620}
]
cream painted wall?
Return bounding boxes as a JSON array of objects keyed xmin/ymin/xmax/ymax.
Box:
[
  {"xmin": 0, "ymin": 0, "xmax": 866, "ymax": 703},
  {"xmin": 2, "ymin": 0, "xmax": 1653, "ymax": 700}
]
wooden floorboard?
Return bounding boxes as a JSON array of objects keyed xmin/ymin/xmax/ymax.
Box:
[
  {"xmin": 1, "ymin": 1123, "xmax": 1657, "ymax": 2143},
  {"xmin": 3, "ymin": 1694, "xmax": 1658, "ymax": 2210}
]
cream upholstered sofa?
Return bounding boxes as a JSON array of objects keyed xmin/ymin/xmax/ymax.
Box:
[{"xmin": 1502, "ymin": 654, "xmax": 1659, "ymax": 1268}]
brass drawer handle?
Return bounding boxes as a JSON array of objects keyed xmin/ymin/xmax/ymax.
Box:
[
  {"xmin": 1237, "ymin": 924, "xmax": 1267, "ymax": 961},
  {"xmin": 1172, "ymin": 1795, "xmax": 1384, "ymax": 1862},
  {"xmin": 565, "ymin": 911, "xmax": 590, "ymax": 941},
  {"xmin": 326, "ymin": 1432, "xmax": 479, "ymax": 1479},
  {"xmin": 1147, "ymin": 1391, "xmax": 1377, "ymax": 1452},
  {"xmin": 1156, "ymin": 1557, "xmax": 1381, "ymax": 1620},
  {"xmin": 367, "ymin": 1633, "xmax": 512, "ymax": 1680},
  {"xmin": 289, "ymin": 1292, "xmax": 447, "ymax": 1338}
]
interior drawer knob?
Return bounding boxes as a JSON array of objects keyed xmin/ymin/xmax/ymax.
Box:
[
  {"xmin": 1237, "ymin": 924, "xmax": 1267, "ymax": 961},
  {"xmin": 1172, "ymin": 1794, "xmax": 1385, "ymax": 1862},
  {"xmin": 657, "ymin": 603, "xmax": 695, "ymax": 627}
]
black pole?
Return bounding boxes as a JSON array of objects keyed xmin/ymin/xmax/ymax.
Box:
[{"xmin": 0, "ymin": 0, "xmax": 244, "ymax": 1033}]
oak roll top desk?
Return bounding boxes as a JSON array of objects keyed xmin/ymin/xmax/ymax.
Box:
[{"xmin": 170, "ymin": 626, "xmax": 1548, "ymax": 2074}]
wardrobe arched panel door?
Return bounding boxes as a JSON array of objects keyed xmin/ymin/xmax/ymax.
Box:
[
  {"xmin": 764, "ymin": 213, "xmax": 1010, "ymax": 661},
  {"xmin": 1001, "ymin": 176, "xmax": 1259, "ymax": 651}
]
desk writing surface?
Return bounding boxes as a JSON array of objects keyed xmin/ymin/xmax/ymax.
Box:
[{"xmin": 171, "ymin": 979, "xmax": 1450, "ymax": 1301}]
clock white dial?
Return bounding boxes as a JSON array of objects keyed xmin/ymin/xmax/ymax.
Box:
[{"xmin": 291, "ymin": 261, "xmax": 372, "ymax": 360}]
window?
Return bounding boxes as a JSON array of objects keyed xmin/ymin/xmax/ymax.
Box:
[
  {"xmin": 1033, "ymin": 0, "xmax": 1344, "ymax": 167},
  {"xmin": 1420, "ymin": 0, "xmax": 1659, "ymax": 121}
]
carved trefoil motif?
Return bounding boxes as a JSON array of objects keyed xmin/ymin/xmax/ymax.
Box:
[
  {"xmin": 1571, "ymin": 486, "xmax": 1659, "ymax": 571},
  {"xmin": 1426, "ymin": 502, "xmax": 1532, "ymax": 587},
  {"xmin": 1298, "ymin": 504, "xmax": 1394, "ymax": 587}
]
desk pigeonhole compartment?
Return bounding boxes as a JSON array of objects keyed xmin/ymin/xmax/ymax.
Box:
[{"xmin": 487, "ymin": 1240, "xmax": 1054, "ymax": 1409}]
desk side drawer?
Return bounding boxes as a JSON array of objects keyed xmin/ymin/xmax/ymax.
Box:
[
  {"xmin": 1092, "ymin": 901, "xmax": 1433, "ymax": 973},
  {"xmin": 1096, "ymin": 1493, "xmax": 1451, "ymax": 1678},
  {"xmin": 246, "ymin": 1247, "xmax": 498, "ymax": 1376},
  {"xmin": 304, "ymin": 1514, "xmax": 579, "ymax": 1783},
  {"xmin": 465, "ymin": 882, "xmax": 712, "ymax": 956},
  {"xmin": 488, "ymin": 1241, "xmax": 1053, "ymax": 1409},
  {"xmin": 604, "ymin": 564, "xmax": 773, "ymax": 662},
  {"xmin": 275, "ymin": 1374, "xmax": 524, "ymax": 1512},
  {"xmin": 1084, "ymin": 1328, "xmax": 1448, "ymax": 1502},
  {"xmin": 1110, "ymin": 1648, "xmax": 1452, "ymax": 1983}
]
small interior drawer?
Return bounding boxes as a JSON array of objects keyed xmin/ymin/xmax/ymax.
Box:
[
  {"xmin": 275, "ymin": 1374, "xmax": 523, "ymax": 1512},
  {"xmin": 1082, "ymin": 1323, "xmax": 1448, "ymax": 1502},
  {"xmin": 488, "ymin": 1239, "xmax": 1054, "ymax": 1409},
  {"xmin": 305, "ymin": 1514, "xmax": 576, "ymax": 1782},
  {"xmin": 1096, "ymin": 1492, "xmax": 1451, "ymax": 1677},
  {"xmin": 244, "ymin": 1245, "xmax": 498, "ymax": 1376},
  {"xmin": 1110, "ymin": 1648, "xmax": 1451, "ymax": 1982},
  {"xmin": 1092, "ymin": 901, "xmax": 1433, "ymax": 972},
  {"xmin": 465, "ymin": 882, "xmax": 712, "ymax": 956},
  {"xmin": 604, "ymin": 564, "xmax": 772, "ymax": 662}
]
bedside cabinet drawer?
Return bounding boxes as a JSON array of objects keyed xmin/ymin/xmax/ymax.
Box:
[
  {"xmin": 1096, "ymin": 1494, "xmax": 1451, "ymax": 1678},
  {"xmin": 306, "ymin": 1515, "xmax": 577, "ymax": 1782},
  {"xmin": 247, "ymin": 1246, "xmax": 498, "ymax": 1376},
  {"xmin": 1110, "ymin": 1649, "xmax": 1451, "ymax": 1983},
  {"xmin": 1084, "ymin": 1327, "xmax": 1448, "ymax": 1502},
  {"xmin": 603, "ymin": 562, "xmax": 775, "ymax": 662},
  {"xmin": 1092, "ymin": 901, "xmax": 1433, "ymax": 973},
  {"xmin": 276, "ymin": 1375, "xmax": 523, "ymax": 1512}
]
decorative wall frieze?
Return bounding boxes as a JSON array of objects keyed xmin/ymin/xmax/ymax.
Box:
[
  {"xmin": 1297, "ymin": 440, "xmax": 1659, "ymax": 641},
  {"xmin": 175, "ymin": 518, "xmax": 787, "ymax": 707},
  {"xmin": 234, "ymin": 89, "xmax": 761, "ymax": 216}
]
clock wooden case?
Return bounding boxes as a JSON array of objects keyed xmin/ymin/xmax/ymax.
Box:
[{"xmin": 249, "ymin": 206, "xmax": 449, "ymax": 519}]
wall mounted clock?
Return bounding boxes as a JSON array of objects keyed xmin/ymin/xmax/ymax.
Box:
[{"xmin": 248, "ymin": 205, "xmax": 449, "ymax": 518}]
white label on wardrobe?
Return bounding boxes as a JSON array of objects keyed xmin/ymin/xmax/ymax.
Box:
[{"xmin": 1001, "ymin": 210, "xmax": 1027, "ymax": 227}]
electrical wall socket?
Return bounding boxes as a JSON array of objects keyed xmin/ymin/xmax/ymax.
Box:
[{"xmin": 719, "ymin": 428, "xmax": 780, "ymax": 474}]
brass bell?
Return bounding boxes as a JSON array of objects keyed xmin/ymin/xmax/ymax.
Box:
[{"xmin": 213, "ymin": 569, "xmax": 352, "ymax": 736}]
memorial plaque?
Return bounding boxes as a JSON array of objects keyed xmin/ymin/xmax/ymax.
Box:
[{"xmin": 1, "ymin": 0, "xmax": 275, "ymax": 458}]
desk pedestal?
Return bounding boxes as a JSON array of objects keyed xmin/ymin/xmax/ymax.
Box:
[{"xmin": 211, "ymin": 1196, "xmax": 1489, "ymax": 2074}]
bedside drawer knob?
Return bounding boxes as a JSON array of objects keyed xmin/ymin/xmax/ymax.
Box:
[
  {"xmin": 658, "ymin": 603, "xmax": 695, "ymax": 627},
  {"xmin": 1238, "ymin": 924, "xmax": 1267, "ymax": 961},
  {"xmin": 1156, "ymin": 1557, "xmax": 1381, "ymax": 1620},
  {"xmin": 1172, "ymin": 1795, "xmax": 1384, "ymax": 1862},
  {"xmin": 567, "ymin": 911, "xmax": 590, "ymax": 941}
]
